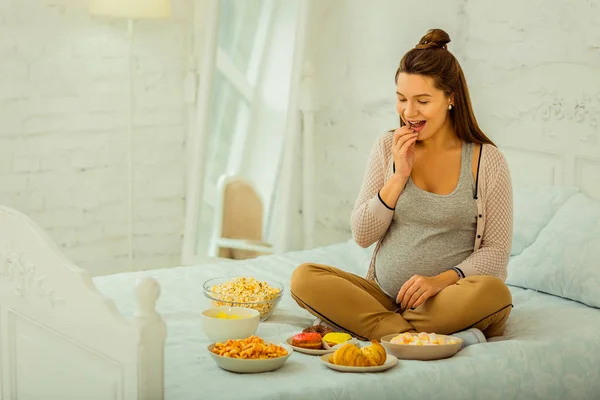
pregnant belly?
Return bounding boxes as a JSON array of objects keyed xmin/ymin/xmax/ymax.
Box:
[{"xmin": 374, "ymin": 243, "xmax": 472, "ymax": 299}]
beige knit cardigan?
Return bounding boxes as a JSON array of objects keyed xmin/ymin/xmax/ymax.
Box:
[{"xmin": 351, "ymin": 131, "xmax": 513, "ymax": 282}]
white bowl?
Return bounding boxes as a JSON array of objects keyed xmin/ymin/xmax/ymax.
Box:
[
  {"xmin": 201, "ymin": 306, "xmax": 260, "ymax": 343},
  {"xmin": 380, "ymin": 333, "xmax": 463, "ymax": 361},
  {"xmin": 207, "ymin": 343, "xmax": 293, "ymax": 373}
]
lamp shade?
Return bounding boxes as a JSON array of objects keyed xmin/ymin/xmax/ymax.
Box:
[{"xmin": 90, "ymin": 0, "xmax": 172, "ymax": 19}]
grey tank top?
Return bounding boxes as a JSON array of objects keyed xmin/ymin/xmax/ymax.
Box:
[{"xmin": 375, "ymin": 142, "xmax": 478, "ymax": 298}]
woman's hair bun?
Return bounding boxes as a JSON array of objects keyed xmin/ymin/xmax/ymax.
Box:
[{"xmin": 415, "ymin": 29, "xmax": 451, "ymax": 50}]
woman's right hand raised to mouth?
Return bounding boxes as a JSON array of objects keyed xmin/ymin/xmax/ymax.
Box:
[
  {"xmin": 378, "ymin": 125, "xmax": 417, "ymax": 210},
  {"xmin": 392, "ymin": 125, "xmax": 418, "ymax": 179}
]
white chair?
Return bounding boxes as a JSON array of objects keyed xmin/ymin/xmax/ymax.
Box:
[{"xmin": 208, "ymin": 174, "xmax": 274, "ymax": 260}]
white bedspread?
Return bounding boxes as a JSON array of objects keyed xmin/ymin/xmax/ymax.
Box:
[{"xmin": 94, "ymin": 241, "xmax": 600, "ymax": 400}]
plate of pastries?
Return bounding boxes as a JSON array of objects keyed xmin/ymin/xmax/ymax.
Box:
[
  {"xmin": 319, "ymin": 340, "xmax": 398, "ymax": 372},
  {"xmin": 285, "ymin": 325, "xmax": 359, "ymax": 355}
]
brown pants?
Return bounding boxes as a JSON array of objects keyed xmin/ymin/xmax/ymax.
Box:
[{"xmin": 290, "ymin": 263, "xmax": 513, "ymax": 341}]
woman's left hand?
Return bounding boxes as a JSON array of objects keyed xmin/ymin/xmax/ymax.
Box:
[{"xmin": 396, "ymin": 275, "xmax": 448, "ymax": 310}]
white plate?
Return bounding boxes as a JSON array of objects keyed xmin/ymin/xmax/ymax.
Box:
[
  {"xmin": 208, "ymin": 342, "xmax": 293, "ymax": 373},
  {"xmin": 285, "ymin": 337, "xmax": 334, "ymax": 355},
  {"xmin": 380, "ymin": 333, "xmax": 463, "ymax": 361},
  {"xmin": 319, "ymin": 353, "xmax": 398, "ymax": 373}
]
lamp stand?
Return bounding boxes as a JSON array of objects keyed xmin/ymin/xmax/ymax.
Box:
[{"xmin": 127, "ymin": 18, "xmax": 135, "ymax": 271}]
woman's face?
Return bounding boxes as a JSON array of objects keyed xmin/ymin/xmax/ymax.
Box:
[{"xmin": 395, "ymin": 73, "xmax": 453, "ymax": 141}]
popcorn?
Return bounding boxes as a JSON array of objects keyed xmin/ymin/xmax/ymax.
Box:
[{"xmin": 208, "ymin": 277, "xmax": 282, "ymax": 319}]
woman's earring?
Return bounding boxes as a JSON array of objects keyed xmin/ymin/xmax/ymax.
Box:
[{"xmin": 448, "ymin": 104, "xmax": 453, "ymax": 110}]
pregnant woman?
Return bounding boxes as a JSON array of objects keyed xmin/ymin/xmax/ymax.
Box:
[{"xmin": 290, "ymin": 29, "xmax": 514, "ymax": 344}]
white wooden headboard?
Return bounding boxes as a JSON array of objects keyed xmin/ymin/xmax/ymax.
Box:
[
  {"xmin": 475, "ymin": 62, "xmax": 600, "ymax": 200},
  {"xmin": 0, "ymin": 206, "xmax": 166, "ymax": 400}
]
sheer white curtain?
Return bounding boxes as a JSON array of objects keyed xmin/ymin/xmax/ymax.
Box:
[{"xmin": 182, "ymin": 0, "xmax": 306, "ymax": 264}]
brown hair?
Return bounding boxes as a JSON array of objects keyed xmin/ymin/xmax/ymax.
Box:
[{"xmin": 395, "ymin": 29, "xmax": 495, "ymax": 146}]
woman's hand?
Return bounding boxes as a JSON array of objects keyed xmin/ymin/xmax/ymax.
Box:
[
  {"xmin": 392, "ymin": 125, "xmax": 418, "ymax": 179},
  {"xmin": 396, "ymin": 272, "xmax": 457, "ymax": 310}
]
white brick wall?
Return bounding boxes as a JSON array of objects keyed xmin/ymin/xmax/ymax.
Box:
[
  {"xmin": 299, "ymin": 0, "xmax": 461, "ymax": 249},
  {"xmin": 304, "ymin": 0, "xmax": 600, "ymax": 249},
  {"xmin": 0, "ymin": 0, "xmax": 192, "ymax": 276}
]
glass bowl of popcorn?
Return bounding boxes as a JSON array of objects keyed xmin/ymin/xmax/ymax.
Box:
[{"xmin": 202, "ymin": 276, "xmax": 284, "ymax": 322}]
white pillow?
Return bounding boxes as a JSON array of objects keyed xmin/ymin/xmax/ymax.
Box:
[
  {"xmin": 511, "ymin": 186, "xmax": 579, "ymax": 255},
  {"xmin": 507, "ymin": 193, "xmax": 600, "ymax": 308}
]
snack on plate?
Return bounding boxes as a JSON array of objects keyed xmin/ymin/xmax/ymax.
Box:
[
  {"xmin": 390, "ymin": 332, "xmax": 459, "ymax": 346},
  {"xmin": 302, "ymin": 324, "xmax": 334, "ymax": 337},
  {"xmin": 323, "ymin": 332, "xmax": 352, "ymax": 347},
  {"xmin": 292, "ymin": 332, "xmax": 323, "ymax": 350},
  {"xmin": 209, "ymin": 277, "xmax": 282, "ymax": 319},
  {"xmin": 328, "ymin": 340, "xmax": 386, "ymax": 367},
  {"xmin": 211, "ymin": 335, "xmax": 288, "ymax": 359}
]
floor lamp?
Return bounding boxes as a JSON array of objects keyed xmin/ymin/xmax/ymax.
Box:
[{"xmin": 90, "ymin": 0, "xmax": 172, "ymax": 271}]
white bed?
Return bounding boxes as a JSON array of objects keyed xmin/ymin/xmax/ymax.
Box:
[
  {"xmin": 93, "ymin": 239, "xmax": 600, "ymax": 400},
  {"xmin": 0, "ymin": 206, "xmax": 166, "ymax": 400},
  {"xmin": 1, "ymin": 62, "xmax": 600, "ymax": 399},
  {"xmin": 2, "ymin": 223, "xmax": 600, "ymax": 400}
]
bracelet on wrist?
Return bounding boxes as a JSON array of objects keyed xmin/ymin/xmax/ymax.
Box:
[{"xmin": 451, "ymin": 267, "xmax": 465, "ymax": 280}]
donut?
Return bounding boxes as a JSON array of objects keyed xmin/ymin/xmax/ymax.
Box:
[
  {"xmin": 302, "ymin": 324, "xmax": 334, "ymax": 337},
  {"xmin": 292, "ymin": 332, "xmax": 322, "ymax": 350}
]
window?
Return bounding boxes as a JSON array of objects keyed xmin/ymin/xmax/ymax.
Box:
[
  {"xmin": 183, "ymin": 0, "xmax": 303, "ymax": 264},
  {"xmin": 195, "ymin": 0, "xmax": 275, "ymax": 257}
]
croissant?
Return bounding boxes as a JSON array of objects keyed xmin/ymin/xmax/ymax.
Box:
[
  {"xmin": 328, "ymin": 340, "xmax": 387, "ymax": 367},
  {"xmin": 361, "ymin": 340, "xmax": 387, "ymax": 366}
]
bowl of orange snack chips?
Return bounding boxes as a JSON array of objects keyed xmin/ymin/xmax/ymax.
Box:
[{"xmin": 208, "ymin": 335, "xmax": 293, "ymax": 373}]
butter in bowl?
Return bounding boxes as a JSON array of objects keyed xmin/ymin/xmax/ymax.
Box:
[{"xmin": 201, "ymin": 306, "xmax": 260, "ymax": 343}]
